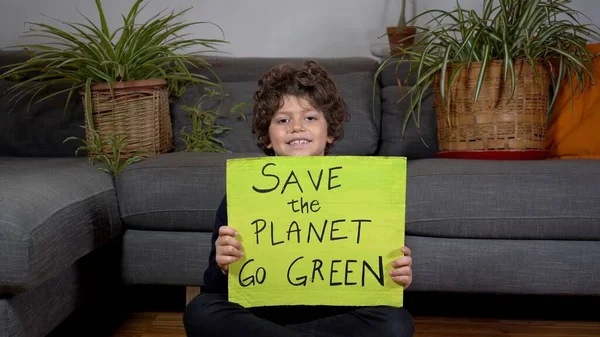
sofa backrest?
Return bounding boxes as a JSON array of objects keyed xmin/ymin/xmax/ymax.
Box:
[
  {"xmin": 0, "ymin": 51, "xmax": 439, "ymax": 158},
  {"xmin": 0, "ymin": 79, "xmax": 86, "ymax": 157},
  {"xmin": 170, "ymin": 57, "xmax": 383, "ymax": 156},
  {"xmin": 377, "ymin": 60, "xmax": 439, "ymax": 158}
]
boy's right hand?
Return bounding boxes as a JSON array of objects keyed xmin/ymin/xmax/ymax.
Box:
[{"xmin": 215, "ymin": 226, "xmax": 244, "ymax": 275}]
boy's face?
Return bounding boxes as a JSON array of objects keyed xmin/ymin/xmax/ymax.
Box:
[{"xmin": 266, "ymin": 95, "xmax": 333, "ymax": 156}]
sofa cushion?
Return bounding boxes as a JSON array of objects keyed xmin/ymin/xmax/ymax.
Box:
[
  {"xmin": 0, "ymin": 158, "xmax": 121, "ymax": 294},
  {"xmin": 0, "ymin": 240, "xmax": 122, "ymax": 337},
  {"xmin": 115, "ymin": 152, "xmax": 260, "ymax": 232},
  {"xmin": 171, "ymin": 72, "xmax": 381, "ymax": 156},
  {"xmin": 121, "ymin": 230, "xmax": 213, "ymax": 285},
  {"xmin": 407, "ymin": 236, "xmax": 600, "ymax": 295},
  {"xmin": 378, "ymin": 60, "xmax": 420, "ymax": 88},
  {"xmin": 378, "ymin": 86, "xmax": 438, "ymax": 158},
  {"xmin": 407, "ymin": 158, "xmax": 600, "ymax": 240},
  {"xmin": 0, "ymin": 80, "xmax": 86, "ymax": 157},
  {"xmin": 170, "ymin": 81, "xmax": 262, "ymax": 154}
]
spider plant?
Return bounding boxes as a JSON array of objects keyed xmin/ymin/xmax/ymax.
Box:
[
  {"xmin": 398, "ymin": 0, "xmax": 408, "ymax": 28},
  {"xmin": 64, "ymin": 127, "xmax": 146, "ymax": 177},
  {"xmin": 0, "ymin": 0, "xmax": 227, "ymax": 134},
  {"xmin": 180, "ymin": 88, "xmax": 249, "ymax": 153},
  {"xmin": 375, "ymin": 0, "xmax": 600, "ymax": 136}
]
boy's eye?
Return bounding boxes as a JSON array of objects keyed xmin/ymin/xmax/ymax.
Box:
[
  {"xmin": 306, "ymin": 116, "xmax": 317, "ymax": 121},
  {"xmin": 276, "ymin": 118, "xmax": 289, "ymax": 124}
]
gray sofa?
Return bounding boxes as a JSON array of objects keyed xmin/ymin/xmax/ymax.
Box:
[{"xmin": 1, "ymin": 53, "xmax": 599, "ymax": 337}]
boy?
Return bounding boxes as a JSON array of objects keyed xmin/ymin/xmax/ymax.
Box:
[{"xmin": 183, "ymin": 61, "xmax": 414, "ymax": 337}]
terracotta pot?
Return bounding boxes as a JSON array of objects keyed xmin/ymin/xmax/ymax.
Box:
[{"xmin": 387, "ymin": 26, "xmax": 416, "ymax": 55}]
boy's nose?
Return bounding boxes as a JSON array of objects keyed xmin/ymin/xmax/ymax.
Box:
[{"xmin": 290, "ymin": 119, "xmax": 305, "ymax": 132}]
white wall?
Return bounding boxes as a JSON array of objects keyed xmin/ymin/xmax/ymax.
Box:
[{"xmin": 1, "ymin": 0, "xmax": 598, "ymax": 58}]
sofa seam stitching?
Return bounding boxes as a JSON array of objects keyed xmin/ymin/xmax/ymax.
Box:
[{"xmin": 122, "ymin": 209, "xmax": 218, "ymax": 217}]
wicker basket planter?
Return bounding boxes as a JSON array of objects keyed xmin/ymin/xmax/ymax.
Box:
[
  {"xmin": 433, "ymin": 60, "xmax": 550, "ymax": 154},
  {"xmin": 81, "ymin": 78, "xmax": 173, "ymax": 159}
]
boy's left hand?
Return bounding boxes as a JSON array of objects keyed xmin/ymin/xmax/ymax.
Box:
[{"xmin": 390, "ymin": 246, "xmax": 412, "ymax": 289}]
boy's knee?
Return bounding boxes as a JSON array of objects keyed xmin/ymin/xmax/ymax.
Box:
[
  {"xmin": 375, "ymin": 307, "xmax": 415, "ymax": 337},
  {"xmin": 183, "ymin": 293, "xmax": 227, "ymax": 333}
]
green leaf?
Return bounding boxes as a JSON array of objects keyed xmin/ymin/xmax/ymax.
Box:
[
  {"xmin": 94, "ymin": 0, "xmax": 111, "ymax": 37},
  {"xmin": 439, "ymin": 47, "xmax": 452, "ymax": 104},
  {"xmin": 84, "ymin": 78, "xmax": 95, "ymax": 132},
  {"xmin": 473, "ymin": 45, "xmax": 490, "ymax": 103}
]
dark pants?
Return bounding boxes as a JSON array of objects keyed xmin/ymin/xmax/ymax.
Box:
[{"xmin": 183, "ymin": 293, "xmax": 414, "ymax": 337}]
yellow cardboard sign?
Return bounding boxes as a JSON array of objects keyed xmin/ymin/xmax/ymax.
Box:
[{"xmin": 226, "ymin": 156, "xmax": 407, "ymax": 308}]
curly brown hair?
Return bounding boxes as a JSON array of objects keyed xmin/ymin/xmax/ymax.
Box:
[{"xmin": 252, "ymin": 61, "xmax": 350, "ymax": 155}]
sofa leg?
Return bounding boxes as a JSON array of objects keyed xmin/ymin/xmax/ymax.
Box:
[{"xmin": 186, "ymin": 286, "xmax": 201, "ymax": 306}]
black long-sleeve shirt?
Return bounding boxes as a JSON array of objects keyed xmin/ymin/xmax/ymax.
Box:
[{"xmin": 203, "ymin": 195, "xmax": 229, "ymax": 294}]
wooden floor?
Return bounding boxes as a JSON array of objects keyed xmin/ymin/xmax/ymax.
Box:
[
  {"xmin": 109, "ymin": 312, "xmax": 600, "ymax": 337},
  {"xmin": 46, "ymin": 286, "xmax": 600, "ymax": 337}
]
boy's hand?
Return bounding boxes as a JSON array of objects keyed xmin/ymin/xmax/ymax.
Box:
[
  {"xmin": 389, "ymin": 246, "xmax": 412, "ymax": 289},
  {"xmin": 215, "ymin": 226, "xmax": 244, "ymax": 275}
]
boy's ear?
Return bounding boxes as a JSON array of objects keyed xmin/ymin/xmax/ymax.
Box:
[
  {"xmin": 262, "ymin": 136, "xmax": 272, "ymax": 149},
  {"xmin": 327, "ymin": 136, "xmax": 334, "ymax": 144}
]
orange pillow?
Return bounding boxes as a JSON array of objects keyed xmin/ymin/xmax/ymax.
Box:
[{"xmin": 546, "ymin": 43, "xmax": 600, "ymax": 159}]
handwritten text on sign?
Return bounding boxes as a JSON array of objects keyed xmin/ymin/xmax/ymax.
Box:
[{"xmin": 226, "ymin": 156, "xmax": 407, "ymax": 308}]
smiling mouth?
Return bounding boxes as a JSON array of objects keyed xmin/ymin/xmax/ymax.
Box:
[{"xmin": 288, "ymin": 139, "xmax": 311, "ymax": 146}]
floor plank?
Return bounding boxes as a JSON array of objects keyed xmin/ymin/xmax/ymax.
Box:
[
  {"xmin": 110, "ymin": 312, "xmax": 600, "ymax": 337},
  {"xmin": 111, "ymin": 312, "xmax": 158, "ymax": 337},
  {"xmin": 46, "ymin": 286, "xmax": 600, "ymax": 337}
]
